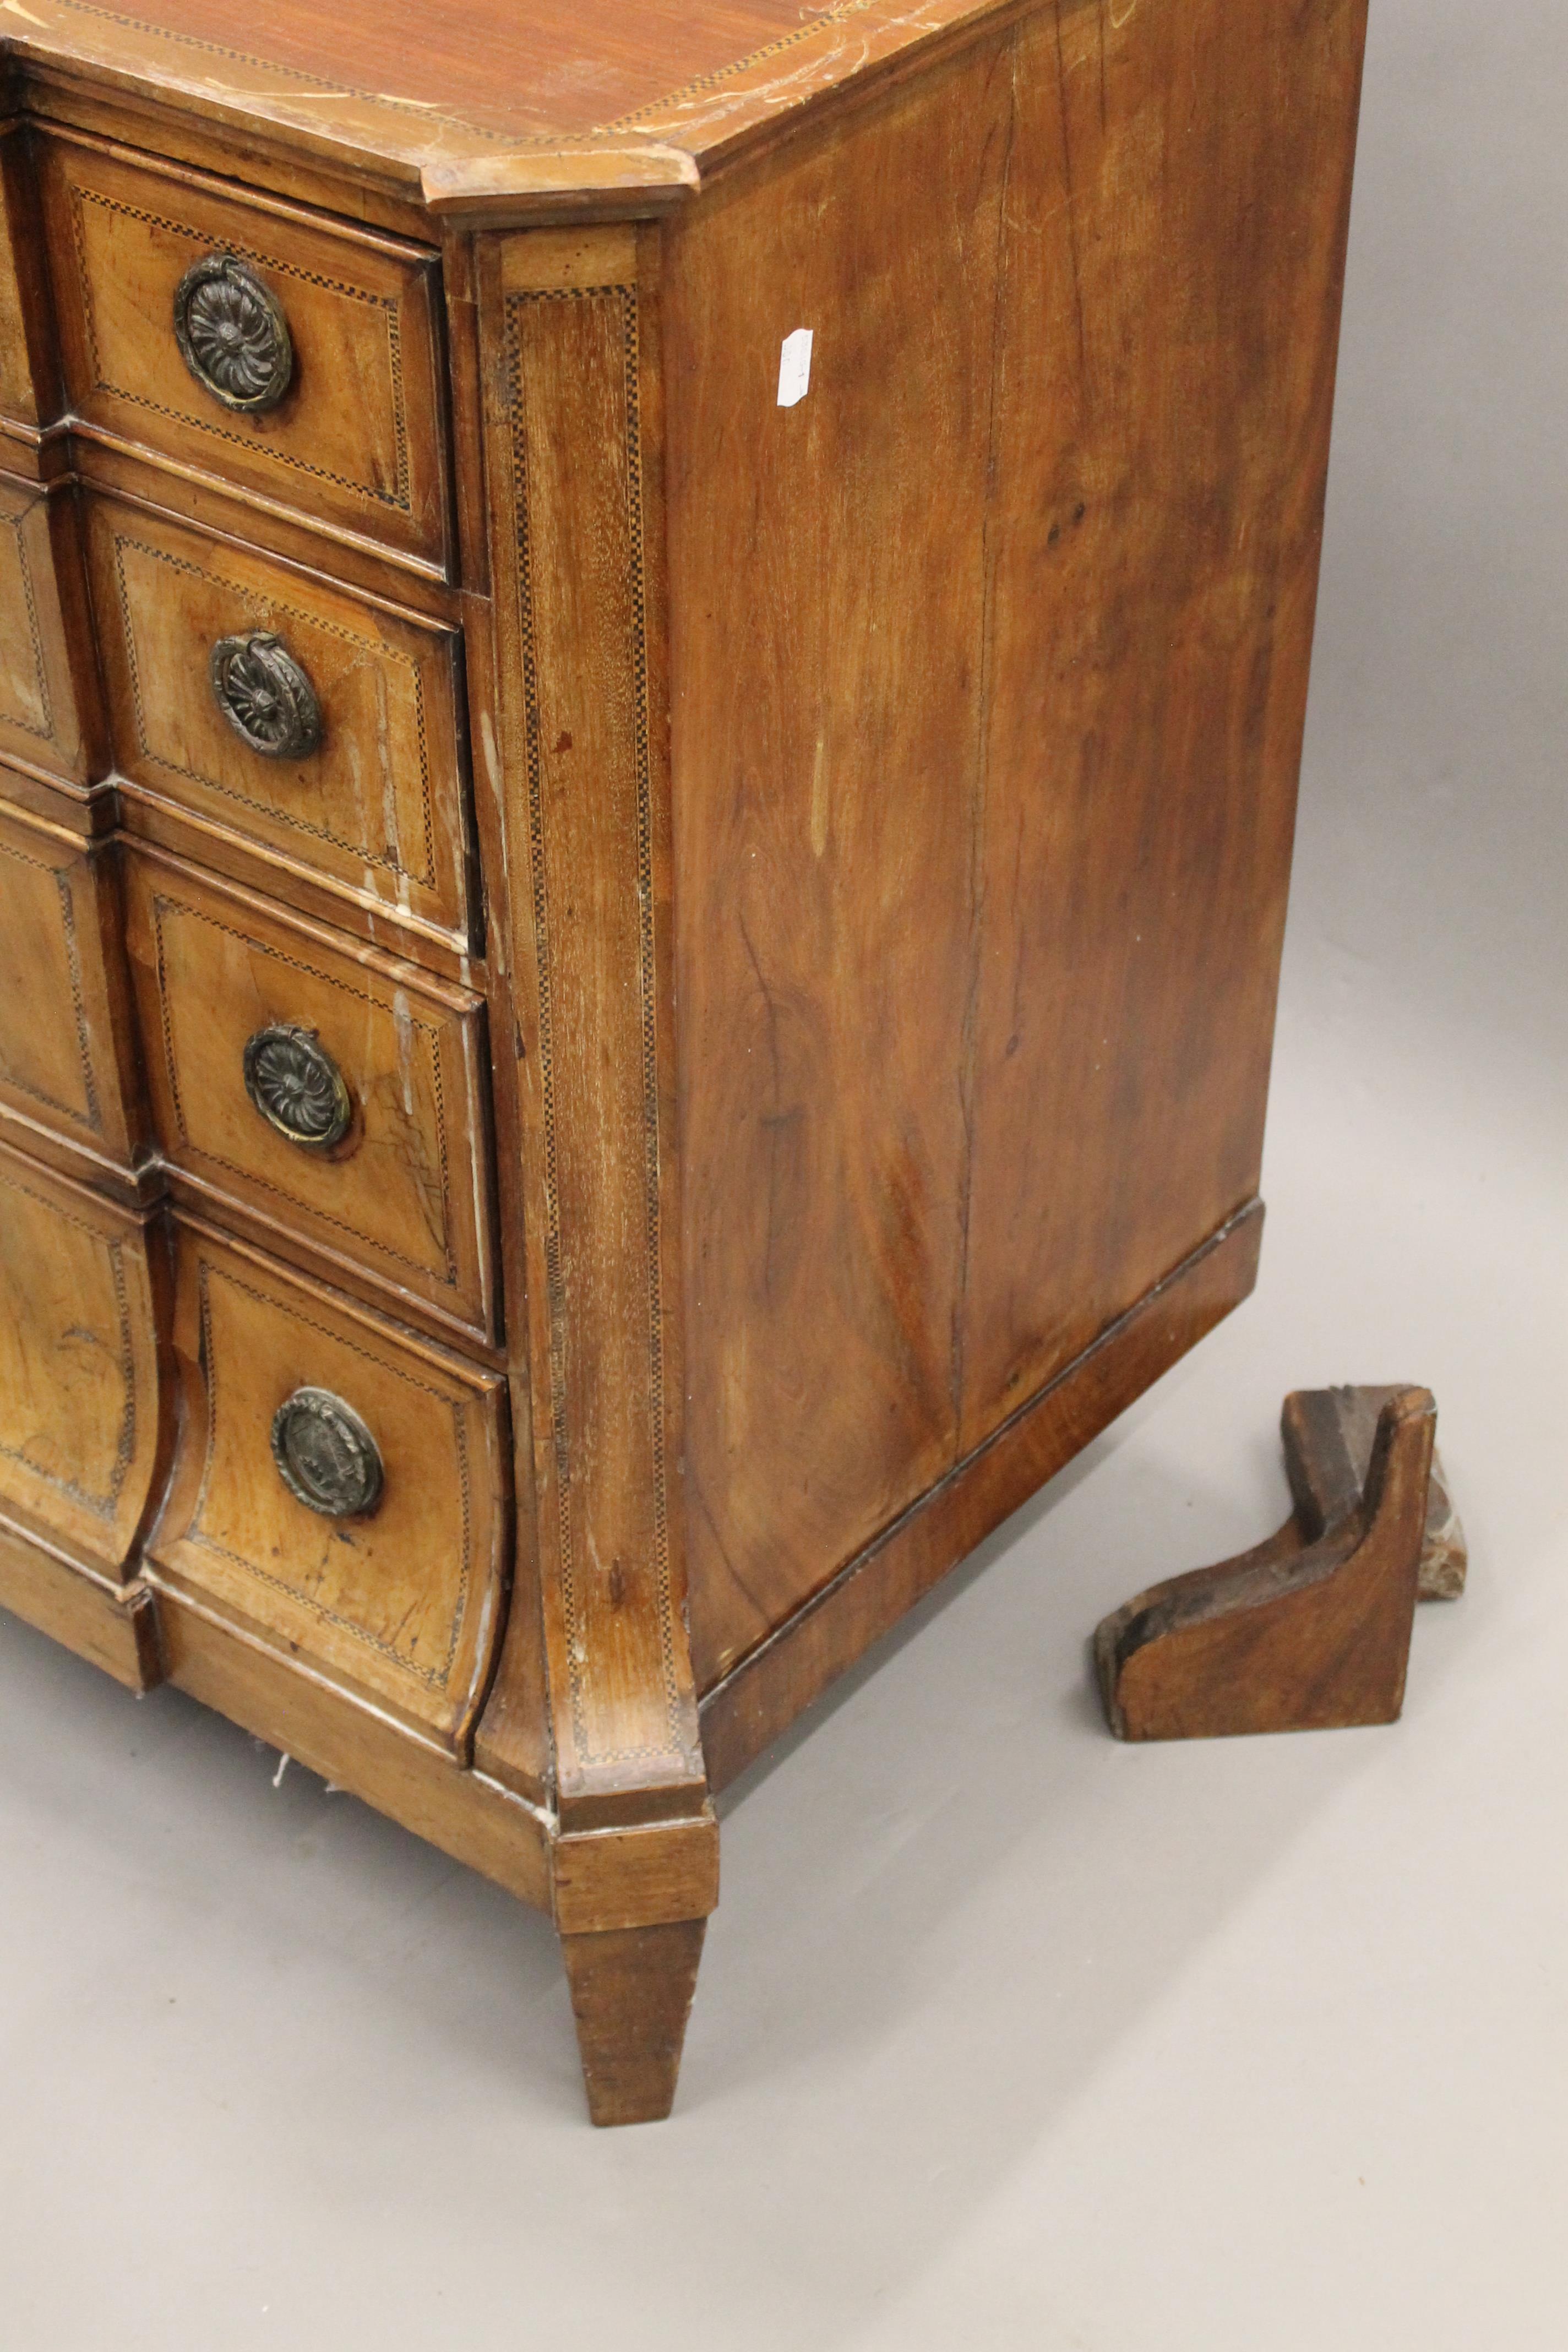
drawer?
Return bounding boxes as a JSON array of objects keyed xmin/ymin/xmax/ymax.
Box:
[
  {"xmin": 38, "ymin": 130, "xmax": 450, "ymax": 572},
  {"xmin": 0, "ymin": 473, "xmax": 95, "ymax": 784},
  {"xmin": 86, "ymin": 496, "xmax": 473, "ymax": 944},
  {"xmin": 1, "ymin": 128, "xmax": 41, "ymax": 424},
  {"xmin": 149, "ymin": 1221, "xmax": 509, "ymax": 1749},
  {"xmin": 0, "ymin": 1135, "xmax": 164, "ymax": 1577},
  {"xmin": 124, "ymin": 850, "xmax": 497, "ymax": 1342},
  {"xmin": 0, "ymin": 796, "xmax": 141, "ymax": 1162}
]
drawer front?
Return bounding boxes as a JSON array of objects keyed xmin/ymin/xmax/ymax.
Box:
[
  {"xmin": 0, "ymin": 132, "xmax": 39, "ymax": 423},
  {"xmin": 39, "ymin": 132, "xmax": 450, "ymax": 571},
  {"xmin": 0, "ymin": 797, "xmax": 139, "ymax": 1161},
  {"xmin": 87, "ymin": 497, "xmax": 472, "ymax": 943},
  {"xmin": 0, "ymin": 474, "xmax": 93, "ymax": 783},
  {"xmin": 0, "ymin": 1136, "xmax": 163, "ymax": 1576},
  {"xmin": 125, "ymin": 851, "xmax": 496, "ymax": 1340},
  {"xmin": 150, "ymin": 1222, "xmax": 508, "ymax": 1747}
]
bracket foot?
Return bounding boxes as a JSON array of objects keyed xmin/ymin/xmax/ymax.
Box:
[{"xmin": 1096, "ymin": 1385, "xmax": 1465, "ymax": 1741}]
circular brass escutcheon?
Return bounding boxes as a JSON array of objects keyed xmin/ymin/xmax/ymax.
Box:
[
  {"xmin": 210, "ymin": 631, "xmax": 322, "ymax": 761},
  {"xmin": 173, "ymin": 252, "xmax": 293, "ymax": 413},
  {"xmin": 270, "ymin": 1387, "xmax": 384, "ymax": 1520},
  {"xmin": 242, "ymin": 1024, "xmax": 352, "ymax": 1152}
]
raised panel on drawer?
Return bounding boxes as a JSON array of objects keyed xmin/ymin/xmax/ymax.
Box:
[
  {"xmin": 149, "ymin": 1220, "xmax": 509, "ymax": 1750},
  {"xmin": 86, "ymin": 496, "xmax": 473, "ymax": 945},
  {"xmin": 37, "ymin": 130, "xmax": 450, "ymax": 573},
  {"xmin": 124, "ymin": 848, "xmax": 497, "ymax": 1343},
  {"xmin": 0, "ymin": 795, "xmax": 140, "ymax": 1161},
  {"xmin": 0, "ymin": 1134, "xmax": 163, "ymax": 1576},
  {"xmin": 0, "ymin": 474, "xmax": 94, "ymax": 782}
]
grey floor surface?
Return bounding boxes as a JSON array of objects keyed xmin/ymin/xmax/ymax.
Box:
[{"xmin": 2, "ymin": 3, "xmax": 1564, "ymax": 2344}]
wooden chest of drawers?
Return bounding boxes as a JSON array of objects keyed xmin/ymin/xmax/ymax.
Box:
[{"xmin": 0, "ymin": 0, "xmax": 1370, "ymax": 2121}]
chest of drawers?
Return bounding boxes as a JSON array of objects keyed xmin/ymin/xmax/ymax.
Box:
[{"xmin": 0, "ymin": 0, "xmax": 1369, "ymax": 2122}]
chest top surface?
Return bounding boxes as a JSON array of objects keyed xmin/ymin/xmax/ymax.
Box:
[{"xmin": 0, "ymin": 0, "xmax": 1018, "ymax": 206}]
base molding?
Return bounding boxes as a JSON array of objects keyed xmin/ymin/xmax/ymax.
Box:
[
  {"xmin": 0, "ymin": 1516, "xmax": 162, "ymax": 1691},
  {"xmin": 5, "ymin": 1202, "xmax": 1264, "ymax": 2129},
  {"xmin": 4, "ymin": 1205, "xmax": 1265, "ymax": 1894},
  {"xmin": 699, "ymin": 1201, "xmax": 1265, "ymax": 1791},
  {"xmin": 151, "ymin": 1583, "xmax": 554, "ymax": 1911}
]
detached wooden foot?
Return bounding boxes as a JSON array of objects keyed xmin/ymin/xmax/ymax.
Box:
[
  {"xmin": 1327, "ymin": 1385, "xmax": 1469, "ymax": 1602},
  {"xmin": 561, "ymin": 1921, "xmax": 707, "ymax": 2127},
  {"xmin": 1096, "ymin": 1385, "xmax": 1464, "ymax": 1741}
]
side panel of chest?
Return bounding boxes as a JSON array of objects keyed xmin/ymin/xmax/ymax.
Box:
[{"xmin": 665, "ymin": 0, "xmax": 1369, "ymax": 1692}]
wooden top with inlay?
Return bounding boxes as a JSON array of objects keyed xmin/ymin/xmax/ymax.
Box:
[{"xmin": 1, "ymin": 0, "xmax": 1024, "ymax": 214}]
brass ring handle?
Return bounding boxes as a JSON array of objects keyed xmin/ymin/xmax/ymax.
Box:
[
  {"xmin": 173, "ymin": 253, "xmax": 293, "ymax": 413},
  {"xmin": 270, "ymin": 1387, "xmax": 384, "ymax": 1520},
  {"xmin": 210, "ymin": 631, "xmax": 322, "ymax": 760},
  {"xmin": 242, "ymin": 1024, "xmax": 352, "ymax": 1152}
]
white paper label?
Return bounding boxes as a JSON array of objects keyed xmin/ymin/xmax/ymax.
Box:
[{"xmin": 777, "ymin": 327, "xmax": 814, "ymax": 409}]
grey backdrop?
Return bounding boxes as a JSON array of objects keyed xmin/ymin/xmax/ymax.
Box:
[{"xmin": 2, "ymin": 5, "xmax": 1562, "ymax": 2344}]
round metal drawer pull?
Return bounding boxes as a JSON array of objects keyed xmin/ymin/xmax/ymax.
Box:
[
  {"xmin": 173, "ymin": 253, "xmax": 293, "ymax": 413},
  {"xmin": 270, "ymin": 1388, "xmax": 384, "ymax": 1520},
  {"xmin": 243, "ymin": 1024, "xmax": 352, "ymax": 1152},
  {"xmin": 210, "ymin": 630, "xmax": 322, "ymax": 760}
]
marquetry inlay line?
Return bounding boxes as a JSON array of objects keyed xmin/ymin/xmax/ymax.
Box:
[
  {"xmin": 0, "ymin": 837, "xmax": 102, "ymax": 1134},
  {"xmin": 110, "ymin": 531, "xmax": 438, "ymax": 890},
  {"xmin": 146, "ymin": 892, "xmax": 460, "ymax": 1289},
  {"xmin": 184, "ymin": 1256, "xmax": 472, "ymax": 1691},
  {"xmin": 66, "ymin": 177, "xmax": 412, "ymax": 513},
  {"xmin": 0, "ymin": 1161, "xmax": 137, "ymax": 1518},
  {"xmin": 0, "ymin": 503, "xmax": 56, "ymax": 742},
  {"xmin": 504, "ymin": 281, "xmax": 685, "ymax": 1772},
  {"xmin": 47, "ymin": 0, "xmax": 891, "ymax": 150}
]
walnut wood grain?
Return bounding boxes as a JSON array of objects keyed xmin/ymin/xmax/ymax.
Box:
[
  {"xmin": 0, "ymin": 793, "xmax": 145, "ymax": 1163},
  {"xmin": 2, "ymin": 0, "xmax": 1148, "ymax": 221},
  {"xmin": 552, "ymin": 1815, "xmax": 721, "ymax": 1939},
  {"xmin": 0, "ymin": 469, "xmax": 100, "ymax": 783},
  {"xmin": 148, "ymin": 1217, "xmax": 510, "ymax": 1752},
  {"xmin": 0, "ymin": 1517, "xmax": 162, "ymax": 1689},
  {"xmin": 473, "ymin": 220, "xmax": 706, "ymax": 1834},
  {"xmin": 1308, "ymin": 1382, "xmax": 1469, "ymax": 1602},
  {"xmin": 442, "ymin": 220, "xmax": 552, "ymax": 1809},
  {"xmin": 122, "ymin": 843, "xmax": 498, "ymax": 1342},
  {"xmin": 701, "ymin": 1201, "xmax": 1263, "ymax": 1792},
  {"xmin": 1096, "ymin": 1387, "xmax": 1441, "ymax": 1743},
  {"xmin": 667, "ymin": 0, "xmax": 1368, "ymax": 1696},
  {"xmin": 0, "ymin": 1099, "xmax": 158, "ymax": 1212},
  {"xmin": 16, "ymin": 78, "xmax": 438, "ymax": 249},
  {"xmin": 65, "ymin": 430, "xmax": 461, "ymax": 616},
  {"xmin": 0, "ymin": 0, "xmax": 1375, "ymax": 2124},
  {"xmin": 35, "ymin": 127, "xmax": 453, "ymax": 571},
  {"xmin": 0, "ymin": 753, "xmax": 115, "ymax": 833},
  {"xmin": 0, "ymin": 1131, "xmax": 166, "ymax": 1579},
  {"xmin": 0, "ymin": 121, "xmax": 47, "ymax": 423},
  {"xmin": 153, "ymin": 1580, "xmax": 551, "ymax": 1907},
  {"xmin": 560, "ymin": 1920, "xmax": 707, "ymax": 2128},
  {"xmin": 86, "ymin": 493, "xmax": 476, "ymax": 948}
]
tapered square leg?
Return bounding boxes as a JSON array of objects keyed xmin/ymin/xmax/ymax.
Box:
[{"xmin": 560, "ymin": 1920, "xmax": 708, "ymax": 2127}]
